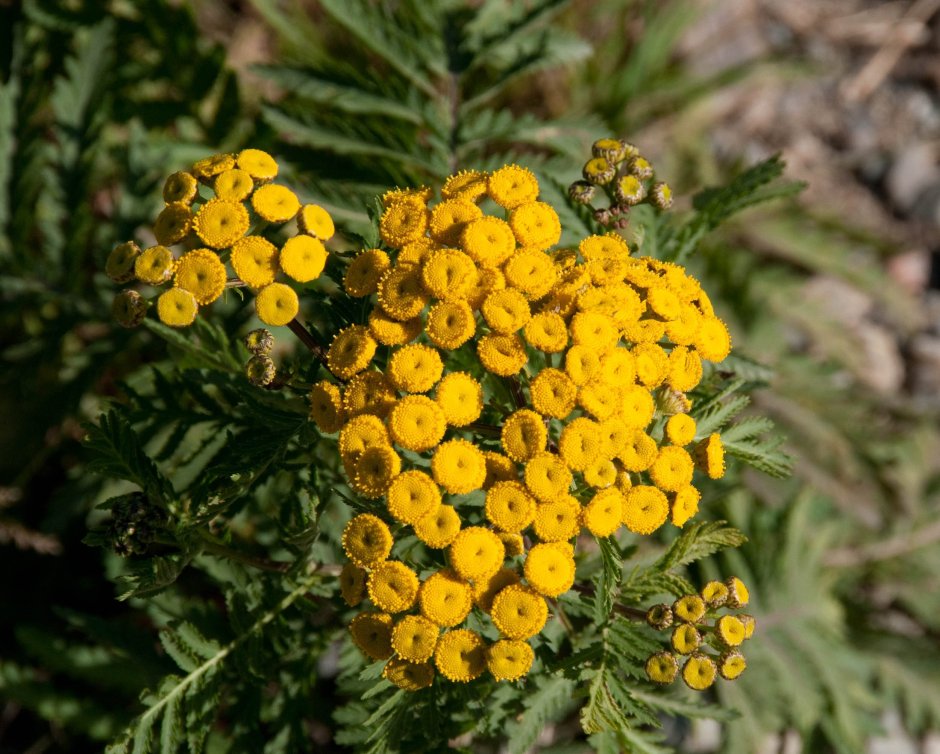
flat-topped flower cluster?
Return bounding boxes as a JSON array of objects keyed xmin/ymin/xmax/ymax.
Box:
[
  {"xmin": 107, "ymin": 150, "xmax": 334, "ymax": 329},
  {"xmin": 308, "ymin": 161, "xmax": 735, "ymax": 689}
]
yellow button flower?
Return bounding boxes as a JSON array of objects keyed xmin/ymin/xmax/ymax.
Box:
[
  {"xmin": 622, "ymin": 486, "xmax": 668, "ymax": 535},
  {"xmin": 434, "ymin": 371, "xmax": 483, "ymax": 427},
  {"xmin": 297, "ymin": 204, "xmax": 335, "ymax": 240},
  {"xmin": 449, "ymin": 527, "xmax": 505, "ymax": 582},
  {"xmin": 252, "ymin": 183, "xmax": 300, "ymax": 223},
  {"xmin": 367, "ymin": 561, "xmax": 419, "ymax": 613},
  {"xmin": 509, "ymin": 201, "xmax": 561, "ymax": 250},
  {"xmin": 649, "ymin": 446, "xmax": 695, "ymax": 493},
  {"xmin": 429, "ymin": 198, "xmax": 483, "ymax": 247},
  {"xmin": 255, "ymin": 282, "xmax": 299, "ymax": 327},
  {"xmin": 367, "ymin": 309, "xmax": 422, "ymax": 346},
  {"xmin": 694, "ymin": 433, "xmax": 726, "ymax": 480},
  {"xmin": 414, "ymin": 504, "xmax": 461, "ymax": 548},
  {"xmin": 345, "ymin": 249, "xmax": 390, "ymax": 298},
  {"xmin": 351, "ymin": 445, "xmax": 400, "ymax": 499},
  {"xmin": 388, "ymin": 343, "xmax": 443, "ymax": 393},
  {"xmin": 490, "ymin": 585, "xmax": 547, "ymax": 640},
  {"xmin": 530, "ymin": 368, "xmax": 577, "ymax": 420},
  {"xmin": 213, "ymin": 168, "xmax": 254, "ymax": 201},
  {"xmin": 377, "ymin": 264, "xmax": 428, "ymax": 321},
  {"xmin": 153, "ymin": 202, "xmax": 192, "ymax": 246},
  {"xmin": 524, "ymin": 543, "xmax": 575, "ymax": 597},
  {"xmin": 383, "ymin": 657, "xmax": 434, "ymax": 691},
  {"xmin": 427, "ymin": 300, "xmax": 476, "ymax": 350},
  {"xmin": 343, "ymin": 371, "xmax": 396, "ymax": 419},
  {"xmin": 174, "ymin": 249, "xmax": 226, "ymax": 305},
  {"xmin": 477, "ymin": 333, "xmax": 528, "ymax": 376},
  {"xmin": 481, "ymin": 288, "xmax": 530, "ymax": 335},
  {"xmin": 236, "ymin": 148, "xmax": 278, "ymax": 181},
  {"xmin": 485, "ymin": 481, "xmax": 536, "ymax": 533},
  {"xmin": 308, "ymin": 380, "xmax": 345, "ymax": 434},
  {"xmin": 523, "ymin": 312, "xmax": 568, "ymax": 353},
  {"xmin": 421, "ymin": 248, "xmax": 477, "ymax": 301},
  {"xmin": 339, "ymin": 562, "xmax": 366, "ymax": 607},
  {"xmin": 670, "ymin": 485, "xmax": 701, "ymax": 527},
  {"xmin": 665, "ymin": 413, "xmax": 697, "ymax": 446},
  {"xmin": 163, "ymin": 171, "xmax": 198, "ymax": 204},
  {"xmin": 718, "ymin": 651, "xmax": 746, "ymax": 681},
  {"xmin": 487, "ymin": 639, "xmax": 534, "ymax": 681},
  {"xmin": 434, "ymin": 629, "xmax": 485, "ymax": 682},
  {"xmin": 341, "ymin": 513, "xmax": 392, "ymax": 568},
  {"xmin": 419, "ymin": 569, "xmax": 472, "ymax": 628},
  {"xmin": 442, "ymin": 169, "xmax": 489, "ymax": 202},
  {"xmin": 682, "ymin": 654, "xmax": 717, "ymax": 691},
  {"xmin": 134, "ymin": 245, "xmax": 175, "ymax": 285},
  {"xmin": 388, "ymin": 395, "xmax": 447, "ymax": 452},
  {"xmin": 582, "ymin": 488, "xmax": 624, "ymax": 537},
  {"xmin": 487, "ymin": 164, "xmax": 539, "ymax": 209},
  {"xmin": 349, "ymin": 612, "xmax": 393, "ymax": 661},
  {"xmin": 327, "ymin": 324, "xmax": 377, "ymax": 379},
  {"xmin": 646, "ymin": 651, "xmax": 678, "ymax": 685},
  {"xmin": 504, "ymin": 250, "xmax": 557, "ymax": 301},
  {"xmin": 472, "ymin": 568, "xmax": 520, "ymax": 613},
  {"xmin": 484, "ymin": 451, "xmax": 517, "ymax": 489},
  {"xmin": 231, "ymin": 236, "xmax": 278, "ymax": 288},
  {"xmin": 462, "ymin": 215, "xmax": 515, "ymax": 267},
  {"xmin": 391, "ymin": 614, "xmax": 440, "ymax": 663},
  {"xmin": 106, "ymin": 241, "xmax": 141, "ymax": 283},
  {"xmin": 279, "ymin": 235, "xmax": 327, "ymax": 283},
  {"xmin": 386, "ymin": 470, "xmax": 441, "ymax": 525},
  {"xmin": 694, "ymin": 316, "xmax": 732, "ymax": 362},
  {"xmin": 156, "ymin": 287, "xmax": 198, "ymax": 327},
  {"xmin": 193, "ymin": 198, "xmax": 249, "ymax": 249},
  {"xmin": 671, "ymin": 624, "xmax": 702, "ymax": 655},
  {"xmin": 532, "ymin": 495, "xmax": 581, "ymax": 542},
  {"xmin": 524, "ymin": 452, "xmax": 573, "ymax": 503},
  {"xmin": 432, "ymin": 439, "xmax": 486, "ymax": 495},
  {"xmin": 380, "ymin": 196, "xmax": 428, "ymax": 247}
]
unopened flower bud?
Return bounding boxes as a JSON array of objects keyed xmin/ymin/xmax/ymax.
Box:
[
  {"xmin": 651, "ymin": 182, "xmax": 673, "ymax": 209},
  {"xmin": 245, "ymin": 328, "xmax": 274, "ymax": 355},
  {"xmin": 568, "ymin": 180, "xmax": 596, "ymax": 205},
  {"xmin": 628, "ymin": 156, "xmax": 654, "ymax": 180},
  {"xmin": 592, "ymin": 138, "xmax": 627, "ymax": 164},
  {"xmin": 646, "ymin": 603, "xmax": 674, "ymax": 630},
  {"xmin": 614, "ymin": 174, "xmax": 646, "ymax": 205},
  {"xmin": 112, "ymin": 290, "xmax": 148, "ymax": 328},
  {"xmin": 583, "ymin": 157, "xmax": 615, "ymax": 186},
  {"xmin": 246, "ymin": 355, "xmax": 276, "ymax": 386}
]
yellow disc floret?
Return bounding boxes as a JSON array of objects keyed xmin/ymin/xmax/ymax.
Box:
[
  {"xmin": 255, "ymin": 282, "xmax": 299, "ymax": 327},
  {"xmin": 367, "ymin": 561, "xmax": 419, "ymax": 613},
  {"xmin": 434, "ymin": 629, "xmax": 485, "ymax": 682},
  {"xmin": 449, "ymin": 527, "xmax": 505, "ymax": 582}
]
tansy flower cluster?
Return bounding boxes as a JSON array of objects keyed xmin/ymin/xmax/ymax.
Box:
[
  {"xmin": 107, "ymin": 149, "xmax": 335, "ymax": 329},
  {"xmin": 644, "ymin": 577, "xmax": 754, "ymax": 690},
  {"xmin": 310, "ymin": 152, "xmax": 734, "ymax": 691}
]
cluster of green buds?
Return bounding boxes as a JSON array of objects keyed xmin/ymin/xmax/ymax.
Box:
[
  {"xmin": 568, "ymin": 138, "xmax": 672, "ymax": 229},
  {"xmin": 109, "ymin": 492, "xmax": 166, "ymax": 557},
  {"xmin": 644, "ymin": 577, "xmax": 754, "ymax": 690},
  {"xmin": 244, "ymin": 328, "xmax": 277, "ymax": 387}
]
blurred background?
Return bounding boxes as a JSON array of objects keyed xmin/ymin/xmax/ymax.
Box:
[{"xmin": 1, "ymin": 0, "xmax": 939, "ymax": 752}]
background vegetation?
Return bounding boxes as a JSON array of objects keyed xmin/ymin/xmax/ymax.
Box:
[{"xmin": 2, "ymin": 0, "xmax": 939, "ymax": 752}]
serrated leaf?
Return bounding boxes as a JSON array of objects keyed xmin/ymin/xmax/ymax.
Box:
[
  {"xmin": 84, "ymin": 410, "xmax": 173, "ymax": 501},
  {"xmin": 656, "ymin": 521, "xmax": 747, "ymax": 571},
  {"xmin": 593, "ymin": 536, "xmax": 623, "ymax": 624},
  {"xmin": 506, "ymin": 676, "xmax": 576, "ymax": 754}
]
